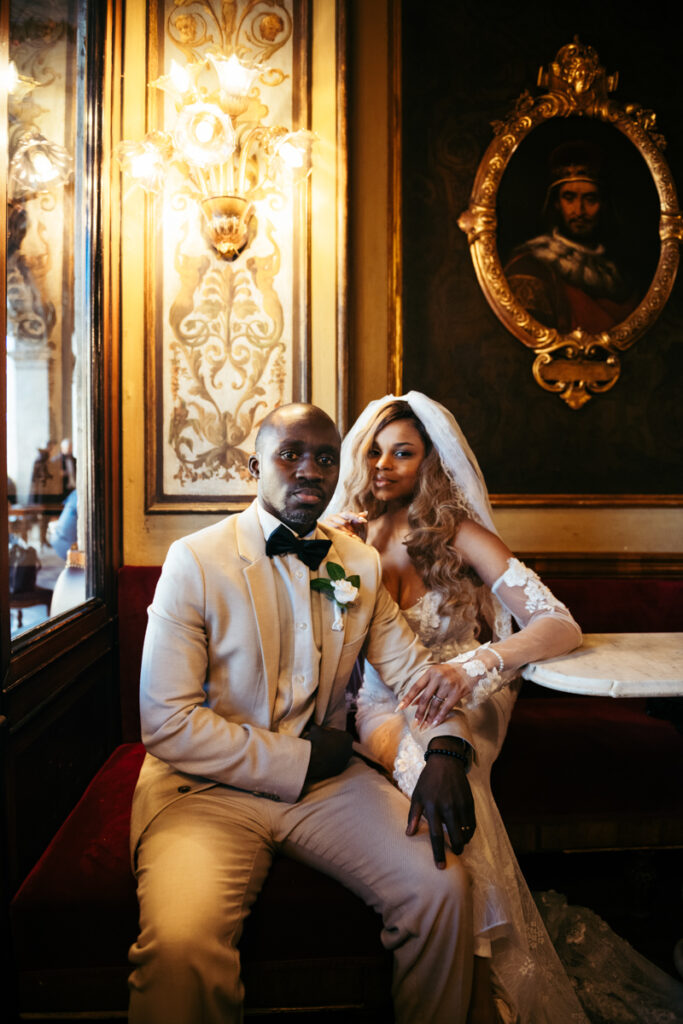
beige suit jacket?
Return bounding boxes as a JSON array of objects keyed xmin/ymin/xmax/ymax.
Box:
[{"xmin": 130, "ymin": 501, "xmax": 471, "ymax": 853}]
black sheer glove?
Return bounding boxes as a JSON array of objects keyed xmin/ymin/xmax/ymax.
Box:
[
  {"xmin": 304, "ymin": 722, "xmax": 353, "ymax": 783},
  {"xmin": 406, "ymin": 736, "xmax": 476, "ymax": 868}
]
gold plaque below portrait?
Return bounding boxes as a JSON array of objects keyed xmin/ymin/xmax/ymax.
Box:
[{"xmin": 459, "ymin": 38, "xmax": 683, "ymax": 409}]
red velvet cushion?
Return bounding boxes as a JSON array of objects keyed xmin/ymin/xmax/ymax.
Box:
[
  {"xmin": 10, "ymin": 741, "xmax": 386, "ymax": 974},
  {"xmin": 117, "ymin": 566, "xmax": 161, "ymax": 742},
  {"xmin": 11, "ymin": 743, "xmax": 145, "ymax": 968},
  {"xmin": 544, "ymin": 577, "xmax": 683, "ymax": 634},
  {"xmin": 242, "ymin": 857, "xmax": 385, "ymax": 959},
  {"xmin": 493, "ymin": 697, "xmax": 683, "ymax": 820}
]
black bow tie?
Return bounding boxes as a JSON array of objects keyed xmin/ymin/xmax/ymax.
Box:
[{"xmin": 265, "ymin": 524, "xmax": 331, "ymax": 571}]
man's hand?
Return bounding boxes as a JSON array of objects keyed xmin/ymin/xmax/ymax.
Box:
[
  {"xmin": 406, "ymin": 737, "xmax": 476, "ymax": 868},
  {"xmin": 304, "ymin": 722, "xmax": 353, "ymax": 783}
]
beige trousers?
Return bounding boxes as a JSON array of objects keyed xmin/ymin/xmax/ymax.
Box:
[{"xmin": 128, "ymin": 758, "xmax": 473, "ymax": 1024}]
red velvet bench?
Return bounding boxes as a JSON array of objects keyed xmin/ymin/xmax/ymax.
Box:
[{"xmin": 9, "ymin": 567, "xmax": 683, "ymax": 1019}]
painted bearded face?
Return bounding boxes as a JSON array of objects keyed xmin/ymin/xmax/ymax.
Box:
[{"xmin": 555, "ymin": 180, "xmax": 601, "ymax": 243}]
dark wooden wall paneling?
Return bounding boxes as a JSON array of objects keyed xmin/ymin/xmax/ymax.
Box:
[
  {"xmin": 3, "ymin": 612, "xmax": 117, "ymax": 889},
  {"xmin": 401, "ymin": 0, "xmax": 683, "ymax": 495}
]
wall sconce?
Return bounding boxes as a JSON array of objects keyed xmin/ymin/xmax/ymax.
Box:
[
  {"xmin": 6, "ymin": 60, "xmax": 73, "ymax": 201},
  {"xmin": 117, "ymin": 52, "xmax": 314, "ymax": 261}
]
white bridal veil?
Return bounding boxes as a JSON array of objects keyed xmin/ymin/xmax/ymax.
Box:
[{"xmin": 328, "ymin": 390, "xmax": 499, "ymax": 537}]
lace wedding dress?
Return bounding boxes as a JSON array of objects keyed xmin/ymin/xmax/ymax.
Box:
[
  {"xmin": 357, "ymin": 570, "xmax": 589, "ymax": 1024},
  {"xmin": 331, "ymin": 391, "xmax": 683, "ymax": 1022},
  {"xmin": 536, "ymin": 891, "xmax": 683, "ymax": 1024},
  {"xmin": 358, "ymin": 575, "xmax": 683, "ymax": 1022}
]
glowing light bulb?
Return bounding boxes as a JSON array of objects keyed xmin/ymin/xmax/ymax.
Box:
[
  {"xmin": 130, "ymin": 150, "xmax": 160, "ymax": 181},
  {"xmin": 209, "ymin": 53, "xmax": 257, "ymax": 97},
  {"xmin": 277, "ymin": 141, "xmax": 305, "ymax": 168},
  {"xmin": 5, "ymin": 60, "xmax": 38, "ymax": 101},
  {"xmin": 194, "ymin": 116, "xmax": 215, "ymax": 144},
  {"xmin": 31, "ymin": 152, "xmax": 54, "ymax": 181},
  {"xmin": 175, "ymin": 103, "xmax": 235, "ymax": 166},
  {"xmin": 169, "ymin": 59, "xmax": 192, "ymax": 95},
  {"xmin": 6, "ymin": 60, "xmax": 19, "ymax": 93}
]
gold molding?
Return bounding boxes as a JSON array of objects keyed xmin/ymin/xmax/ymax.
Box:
[
  {"xmin": 387, "ymin": 0, "xmax": 402, "ymax": 395},
  {"xmin": 520, "ymin": 552, "xmax": 683, "ymax": 578},
  {"xmin": 104, "ymin": 0, "xmax": 124, "ymax": 577},
  {"xmin": 491, "ymin": 493, "xmax": 683, "ymax": 508},
  {"xmin": 1, "ymin": 0, "xmax": 10, "ymax": 663},
  {"xmin": 335, "ymin": 0, "xmax": 349, "ymax": 433},
  {"xmin": 459, "ymin": 39, "xmax": 683, "ymax": 409}
]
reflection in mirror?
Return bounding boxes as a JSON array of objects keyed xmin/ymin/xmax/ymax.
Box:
[{"xmin": 6, "ymin": 0, "xmax": 90, "ymax": 639}]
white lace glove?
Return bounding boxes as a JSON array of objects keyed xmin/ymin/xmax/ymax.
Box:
[{"xmin": 451, "ymin": 642, "xmax": 505, "ymax": 708}]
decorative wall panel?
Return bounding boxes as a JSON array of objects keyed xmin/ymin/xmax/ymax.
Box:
[{"xmin": 144, "ymin": 0, "xmax": 310, "ymax": 510}]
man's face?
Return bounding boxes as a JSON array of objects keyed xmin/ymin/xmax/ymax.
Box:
[
  {"xmin": 555, "ymin": 180, "xmax": 601, "ymax": 242},
  {"xmin": 249, "ymin": 407, "xmax": 340, "ymax": 534}
]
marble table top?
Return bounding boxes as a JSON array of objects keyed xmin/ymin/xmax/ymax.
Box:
[{"xmin": 521, "ymin": 633, "xmax": 683, "ymax": 697}]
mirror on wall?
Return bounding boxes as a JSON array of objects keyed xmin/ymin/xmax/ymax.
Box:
[{"xmin": 6, "ymin": 0, "xmax": 92, "ymax": 639}]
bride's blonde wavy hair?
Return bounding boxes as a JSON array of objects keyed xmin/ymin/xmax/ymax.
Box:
[{"xmin": 338, "ymin": 401, "xmax": 484, "ymax": 641}]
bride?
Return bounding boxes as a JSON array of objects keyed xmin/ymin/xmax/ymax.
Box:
[{"xmin": 326, "ymin": 391, "xmax": 587, "ymax": 1023}]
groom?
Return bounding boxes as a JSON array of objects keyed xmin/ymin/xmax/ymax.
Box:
[{"xmin": 128, "ymin": 403, "xmax": 476, "ymax": 1024}]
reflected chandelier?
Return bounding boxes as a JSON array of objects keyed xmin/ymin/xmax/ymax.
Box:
[{"xmin": 6, "ymin": 60, "xmax": 73, "ymax": 201}]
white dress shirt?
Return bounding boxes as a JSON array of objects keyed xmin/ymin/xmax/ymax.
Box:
[{"xmin": 256, "ymin": 503, "xmax": 325, "ymax": 735}]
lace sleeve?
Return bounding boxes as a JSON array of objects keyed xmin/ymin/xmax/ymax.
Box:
[
  {"xmin": 491, "ymin": 558, "xmax": 579, "ymax": 633},
  {"xmin": 451, "ymin": 559, "xmax": 581, "ymax": 708}
]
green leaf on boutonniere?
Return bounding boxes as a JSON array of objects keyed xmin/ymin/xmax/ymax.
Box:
[
  {"xmin": 310, "ymin": 563, "xmax": 361, "ymax": 618},
  {"xmin": 310, "ymin": 578, "xmax": 334, "ymax": 596}
]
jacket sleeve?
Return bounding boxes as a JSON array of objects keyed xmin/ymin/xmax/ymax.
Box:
[
  {"xmin": 363, "ymin": 575, "xmax": 474, "ymax": 751},
  {"xmin": 139, "ymin": 539, "xmax": 312, "ymax": 804}
]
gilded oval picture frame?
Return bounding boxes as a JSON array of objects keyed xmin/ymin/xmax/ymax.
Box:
[{"xmin": 458, "ymin": 39, "xmax": 683, "ymax": 409}]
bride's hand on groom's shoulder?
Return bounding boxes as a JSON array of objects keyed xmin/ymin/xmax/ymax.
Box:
[{"xmin": 321, "ymin": 509, "xmax": 368, "ymax": 541}]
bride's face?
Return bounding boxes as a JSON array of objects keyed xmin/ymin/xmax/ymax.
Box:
[{"xmin": 367, "ymin": 418, "xmax": 426, "ymax": 504}]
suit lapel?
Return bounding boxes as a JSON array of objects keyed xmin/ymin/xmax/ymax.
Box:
[
  {"xmin": 314, "ymin": 535, "xmax": 347, "ymax": 722},
  {"xmin": 238, "ymin": 506, "xmax": 353, "ymax": 725},
  {"xmin": 238, "ymin": 503, "xmax": 281, "ymax": 721}
]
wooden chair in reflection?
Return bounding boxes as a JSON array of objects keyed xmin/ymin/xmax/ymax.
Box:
[{"xmin": 9, "ymin": 586, "xmax": 53, "ymax": 631}]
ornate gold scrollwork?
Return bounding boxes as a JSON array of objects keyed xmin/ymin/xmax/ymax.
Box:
[
  {"xmin": 459, "ymin": 39, "xmax": 683, "ymax": 409},
  {"xmin": 147, "ymin": 0, "xmax": 304, "ymax": 506}
]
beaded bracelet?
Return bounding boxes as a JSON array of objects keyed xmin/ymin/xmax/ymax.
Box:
[
  {"xmin": 424, "ymin": 747, "xmax": 471, "ymax": 774},
  {"xmin": 482, "ymin": 643, "xmax": 505, "ymax": 672}
]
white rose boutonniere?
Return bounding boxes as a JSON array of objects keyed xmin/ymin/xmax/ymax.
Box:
[{"xmin": 311, "ymin": 561, "xmax": 360, "ymax": 631}]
